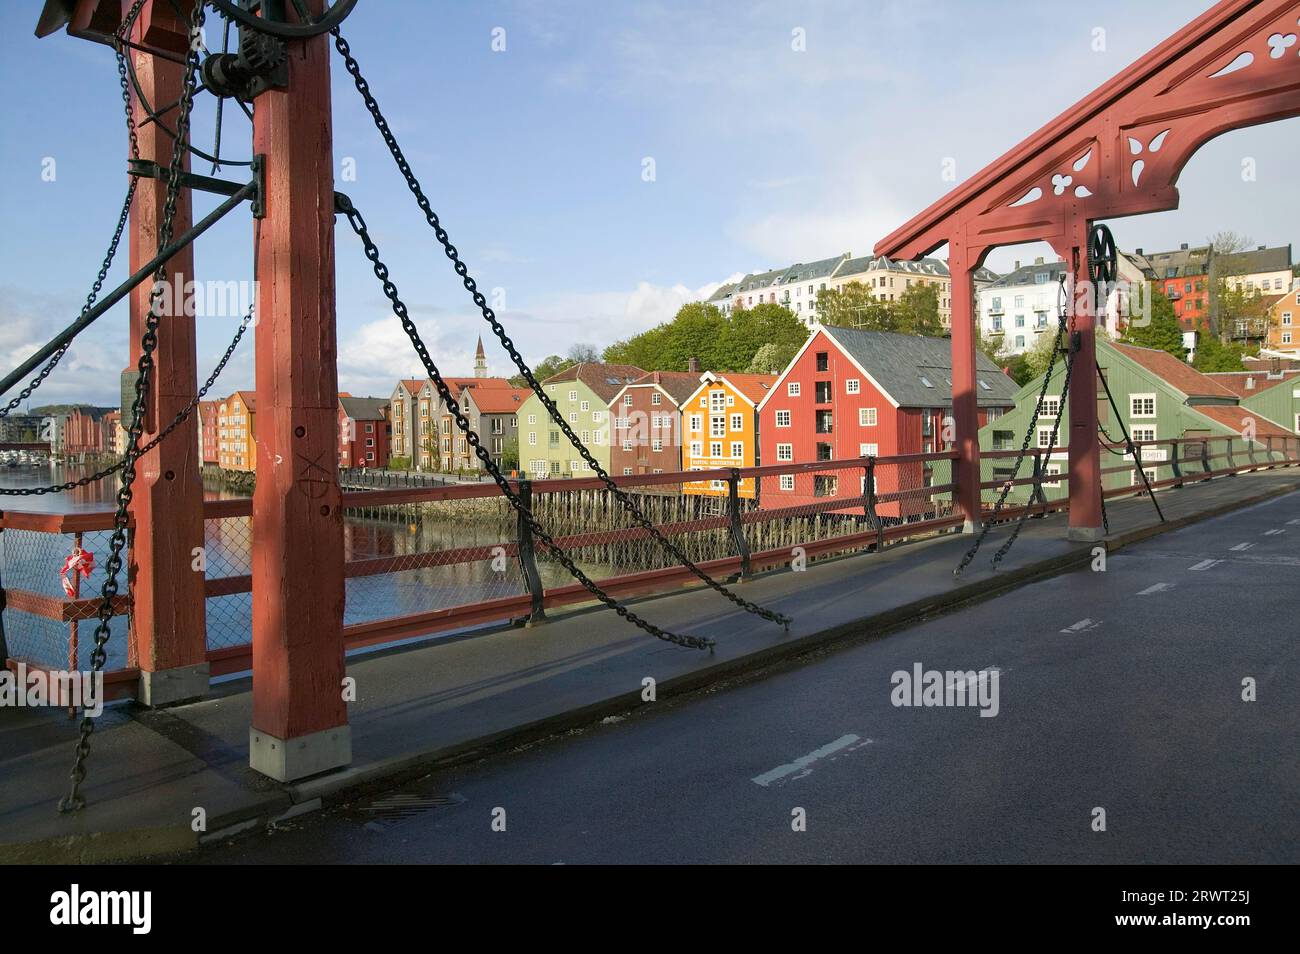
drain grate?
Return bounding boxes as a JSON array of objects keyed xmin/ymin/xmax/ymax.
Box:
[{"xmin": 357, "ymin": 792, "xmax": 466, "ymax": 826}]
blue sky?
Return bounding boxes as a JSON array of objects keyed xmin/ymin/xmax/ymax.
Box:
[{"xmin": 1, "ymin": 0, "xmax": 1296, "ymax": 407}]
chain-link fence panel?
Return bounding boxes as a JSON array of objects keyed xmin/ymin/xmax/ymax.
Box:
[
  {"xmin": 341, "ymin": 495, "xmax": 529, "ymax": 625},
  {"xmin": 0, "ymin": 526, "xmax": 130, "ymax": 672},
  {"xmin": 530, "ymin": 476, "xmax": 736, "ymax": 584}
]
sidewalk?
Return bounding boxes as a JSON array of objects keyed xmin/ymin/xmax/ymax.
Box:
[{"xmin": 2, "ymin": 467, "xmax": 1297, "ymax": 862}]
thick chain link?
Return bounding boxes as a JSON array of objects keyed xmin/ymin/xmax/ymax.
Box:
[
  {"xmin": 990, "ymin": 308, "xmax": 1077, "ymax": 569},
  {"xmin": 955, "ymin": 277, "xmax": 1071, "ymax": 576},
  {"xmin": 58, "ymin": 0, "xmax": 207, "ymax": 814},
  {"xmin": 2, "ymin": 308, "xmax": 251, "ymax": 498},
  {"xmin": 330, "ymin": 29, "xmax": 789, "ymax": 632},
  {"xmin": 340, "ymin": 199, "xmax": 713, "ymax": 650}
]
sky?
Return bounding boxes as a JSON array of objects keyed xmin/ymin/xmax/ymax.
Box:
[{"xmin": 1, "ymin": 0, "xmax": 1296, "ymax": 408}]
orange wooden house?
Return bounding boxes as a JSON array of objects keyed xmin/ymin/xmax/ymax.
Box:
[{"xmin": 681, "ymin": 372, "xmax": 776, "ymax": 500}]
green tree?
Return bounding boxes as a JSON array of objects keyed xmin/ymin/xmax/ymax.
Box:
[
  {"xmin": 601, "ymin": 300, "xmax": 806, "ymax": 373},
  {"xmin": 1121, "ymin": 288, "xmax": 1188, "ymax": 361},
  {"xmin": 1191, "ymin": 333, "xmax": 1247, "ymax": 372},
  {"xmin": 746, "ymin": 340, "xmax": 800, "ymax": 374},
  {"xmin": 893, "ymin": 284, "xmax": 943, "ymax": 336},
  {"xmin": 815, "ymin": 281, "xmax": 896, "ymax": 330},
  {"xmin": 515, "ymin": 354, "xmax": 576, "ymax": 386},
  {"xmin": 500, "ymin": 435, "xmax": 520, "ymax": 470}
]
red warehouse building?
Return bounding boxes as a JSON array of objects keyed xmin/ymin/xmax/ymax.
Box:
[
  {"xmin": 198, "ymin": 399, "xmax": 220, "ymax": 464},
  {"xmin": 756, "ymin": 327, "xmax": 1017, "ymax": 520},
  {"xmin": 337, "ymin": 396, "xmax": 391, "ymax": 468},
  {"xmin": 608, "ymin": 370, "xmax": 701, "ymax": 478}
]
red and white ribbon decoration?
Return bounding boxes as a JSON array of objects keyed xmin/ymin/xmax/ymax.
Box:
[{"xmin": 60, "ymin": 546, "xmax": 95, "ymax": 598}]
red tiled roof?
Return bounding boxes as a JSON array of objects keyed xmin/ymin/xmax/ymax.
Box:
[
  {"xmin": 399, "ymin": 379, "xmax": 423, "ymax": 396},
  {"xmin": 470, "ymin": 387, "xmax": 530, "ymax": 413},
  {"xmin": 1204, "ymin": 370, "xmax": 1300, "ymax": 398},
  {"xmin": 542, "ymin": 363, "xmax": 646, "ymax": 403},
  {"xmin": 1192, "ymin": 404, "xmax": 1295, "ymax": 439},
  {"xmin": 234, "ymin": 390, "xmax": 256, "ymax": 411},
  {"xmin": 1109, "ymin": 342, "xmax": 1237, "ymax": 399},
  {"xmin": 626, "ymin": 370, "xmax": 701, "ymax": 406},
  {"xmin": 718, "ymin": 373, "xmax": 777, "ymax": 405}
]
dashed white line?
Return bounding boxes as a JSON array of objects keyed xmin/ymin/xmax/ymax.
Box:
[
  {"xmin": 1188, "ymin": 559, "xmax": 1223, "ymax": 571},
  {"xmin": 1060, "ymin": 618, "xmax": 1101, "ymax": 634},
  {"xmin": 1229, "ymin": 542, "xmax": 1255, "ymax": 552},
  {"xmin": 1137, "ymin": 582, "xmax": 1174, "ymax": 596},
  {"xmin": 1263, "ymin": 529, "xmax": 1285, "ymax": 536},
  {"xmin": 751, "ymin": 734, "xmax": 870, "ymax": 787}
]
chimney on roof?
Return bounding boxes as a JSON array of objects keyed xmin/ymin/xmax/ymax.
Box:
[
  {"xmin": 1136, "ymin": 247, "xmax": 1144, "ymax": 255},
  {"xmin": 1180, "ymin": 243, "xmax": 1189, "ymax": 251},
  {"xmin": 1258, "ymin": 245, "xmax": 1266, "ymax": 250},
  {"xmin": 1013, "ymin": 260, "xmax": 1021, "ymax": 270},
  {"xmin": 688, "ymin": 357, "xmax": 700, "ymax": 373}
]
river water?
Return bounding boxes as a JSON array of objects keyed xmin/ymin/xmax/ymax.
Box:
[{"xmin": 0, "ymin": 463, "xmax": 581, "ymax": 673}]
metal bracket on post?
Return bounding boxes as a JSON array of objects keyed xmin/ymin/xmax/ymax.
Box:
[
  {"xmin": 515, "ymin": 479, "xmax": 546, "ymax": 625},
  {"xmin": 1264, "ymin": 436, "xmax": 1275, "ymax": 467},
  {"xmin": 727, "ymin": 469, "xmax": 751, "ymax": 581},
  {"xmin": 1200, "ymin": 440, "xmax": 1211, "ymax": 476},
  {"xmin": 1030, "ymin": 450, "xmax": 1048, "ymax": 512},
  {"xmin": 1225, "ymin": 438, "xmax": 1236, "ymax": 473},
  {"xmin": 128, "ymin": 154, "xmax": 266, "ymax": 219},
  {"xmin": 864, "ymin": 457, "xmax": 884, "ymax": 551}
]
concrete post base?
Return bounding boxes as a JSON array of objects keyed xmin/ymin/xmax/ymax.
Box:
[
  {"xmin": 250, "ymin": 724, "xmax": 352, "ymax": 783},
  {"xmin": 138, "ymin": 663, "xmax": 210, "ymax": 708},
  {"xmin": 962, "ymin": 519, "xmax": 982, "ymax": 535},
  {"xmin": 1067, "ymin": 526, "xmax": 1105, "ymax": 542}
]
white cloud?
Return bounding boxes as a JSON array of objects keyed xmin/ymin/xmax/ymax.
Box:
[{"xmin": 336, "ymin": 316, "xmax": 466, "ymax": 397}]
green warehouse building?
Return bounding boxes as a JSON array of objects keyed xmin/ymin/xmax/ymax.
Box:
[
  {"xmin": 979, "ymin": 340, "xmax": 1297, "ymax": 505},
  {"xmin": 518, "ymin": 362, "xmax": 645, "ymax": 478}
]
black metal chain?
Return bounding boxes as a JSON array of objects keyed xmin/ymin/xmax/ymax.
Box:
[
  {"xmin": 955, "ymin": 277, "xmax": 1071, "ymax": 576},
  {"xmin": 58, "ymin": 0, "xmax": 207, "ymax": 814},
  {"xmin": 339, "ymin": 198, "xmax": 714, "ymax": 650},
  {"xmin": 2, "ymin": 308, "xmax": 251, "ymax": 497},
  {"xmin": 331, "ymin": 28, "xmax": 790, "ymax": 631},
  {"xmin": 990, "ymin": 309, "xmax": 1078, "ymax": 569}
]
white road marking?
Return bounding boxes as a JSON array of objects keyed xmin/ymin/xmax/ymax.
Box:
[
  {"xmin": 1288, "ymin": 519, "xmax": 1300, "ymax": 526},
  {"xmin": 1229, "ymin": 542, "xmax": 1255, "ymax": 551},
  {"xmin": 946, "ymin": 667, "xmax": 1001, "ymax": 692},
  {"xmin": 752, "ymin": 734, "xmax": 869, "ymax": 787},
  {"xmin": 1060, "ymin": 618, "xmax": 1100, "ymax": 634},
  {"xmin": 1137, "ymin": 582, "xmax": 1174, "ymax": 596},
  {"xmin": 1264, "ymin": 529, "xmax": 1285, "ymax": 536},
  {"xmin": 1188, "ymin": 559, "xmax": 1223, "ymax": 571}
]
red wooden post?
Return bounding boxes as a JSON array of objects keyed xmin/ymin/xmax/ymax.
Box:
[
  {"xmin": 123, "ymin": 0, "xmax": 209, "ymax": 705},
  {"xmin": 248, "ymin": 6, "xmax": 351, "ymax": 781},
  {"xmin": 1055, "ymin": 218, "xmax": 1103, "ymax": 540},
  {"xmin": 947, "ymin": 232, "xmax": 983, "ymax": 532}
]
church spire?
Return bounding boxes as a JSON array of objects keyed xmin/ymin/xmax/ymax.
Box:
[{"xmin": 474, "ymin": 335, "xmax": 487, "ymax": 378}]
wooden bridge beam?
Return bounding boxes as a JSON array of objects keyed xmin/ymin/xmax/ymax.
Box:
[
  {"xmin": 248, "ymin": 2, "xmax": 351, "ymax": 782},
  {"xmin": 123, "ymin": 0, "xmax": 209, "ymax": 706}
]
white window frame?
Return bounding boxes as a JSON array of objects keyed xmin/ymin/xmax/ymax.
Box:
[
  {"xmin": 775, "ymin": 409, "xmax": 791, "ymax": 428},
  {"xmin": 858, "ymin": 407, "xmax": 877, "ymax": 427},
  {"xmin": 730, "ymin": 413, "xmax": 744, "ymax": 432},
  {"xmin": 1130, "ymin": 393, "xmax": 1156, "ymax": 418},
  {"xmin": 779, "ymin": 474, "xmax": 795, "ymax": 491},
  {"xmin": 776, "ymin": 443, "xmax": 793, "ymax": 462},
  {"xmin": 730, "ymin": 441, "xmax": 744, "ymax": 458},
  {"xmin": 846, "ymin": 379, "xmax": 860, "ymax": 395},
  {"xmin": 689, "ymin": 414, "xmax": 702, "ymax": 432},
  {"xmin": 859, "ymin": 442, "xmax": 879, "ymax": 457},
  {"xmin": 787, "ymin": 381, "xmax": 801, "ymax": 397}
]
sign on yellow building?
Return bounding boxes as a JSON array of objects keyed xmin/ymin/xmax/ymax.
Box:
[{"xmin": 680, "ymin": 373, "xmax": 775, "ymax": 499}]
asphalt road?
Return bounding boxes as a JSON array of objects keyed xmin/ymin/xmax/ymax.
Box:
[{"xmin": 190, "ymin": 491, "xmax": 1300, "ymax": 864}]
